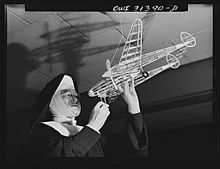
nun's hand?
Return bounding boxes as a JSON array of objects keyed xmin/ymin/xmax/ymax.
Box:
[
  {"xmin": 118, "ymin": 78, "xmax": 140, "ymax": 114},
  {"xmin": 87, "ymin": 101, "xmax": 110, "ymax": 132}
]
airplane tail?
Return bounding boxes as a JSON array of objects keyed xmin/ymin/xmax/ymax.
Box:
[
  {"xmin": 180, "ymin": 32, "xmax": 196, "ymax": 47},
  {"xmin": 165, "ymin": 54, "xmax": 180, "ymax": 69}
]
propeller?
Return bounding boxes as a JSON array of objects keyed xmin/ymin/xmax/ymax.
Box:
[
  {"xmin": 106, "ymin": 59, "xmax": 118, "ymax": 90},
  {"xmin": 106, "ymin": 59, "xmax": 111, "ymax": 71}
]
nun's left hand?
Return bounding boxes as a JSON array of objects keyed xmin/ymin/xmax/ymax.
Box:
[{"xmin": 118, "ymin": 78, "xmax": 140, "ymax": 114}]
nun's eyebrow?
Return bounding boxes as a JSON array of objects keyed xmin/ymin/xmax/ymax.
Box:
[{"xmin": 60, "ymin": 89, "xmax": 76, "ymax": 94}]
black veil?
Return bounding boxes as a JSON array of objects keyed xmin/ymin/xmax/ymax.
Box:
[{"xmin": 31, "ymin": 73, "xmax": 79, "ymax": 133}]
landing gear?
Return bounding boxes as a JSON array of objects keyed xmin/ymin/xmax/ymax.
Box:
[
  {"xmin": 142, "ymin": 71, "xmax": 149, "ymax": 78},
  {"xmin": 140, "ymin": 67, "xmax": 149, "ymax": 78}
]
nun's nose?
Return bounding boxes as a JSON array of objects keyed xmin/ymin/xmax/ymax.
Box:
[
  {"xmin": 72, "ymin": 97, "xmax": 78, "ymax": 102},
  {"xmin": 69, "ymin": 96, "xmax": 78, "ymax": 104}
]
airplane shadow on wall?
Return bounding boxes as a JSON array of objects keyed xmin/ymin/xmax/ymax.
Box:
[{"xmin": 31, "ymin": 18, "xmax": 123, "ymax": 79}]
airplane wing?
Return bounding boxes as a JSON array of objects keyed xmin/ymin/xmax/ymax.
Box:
[
  {"xmin": 102, "ymin": 19, "xmax": 143, "ymax": 78},
  {"xmin": 118, "ymin": 19, "xmax": 143, "ymax": 74}
]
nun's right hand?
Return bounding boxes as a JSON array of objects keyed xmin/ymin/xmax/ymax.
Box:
[{"xmin": 87, "ymin": 101, "xmax": 110, "ymax": 132}]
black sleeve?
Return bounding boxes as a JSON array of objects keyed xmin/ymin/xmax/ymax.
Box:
[
  {"xmin": 101, "ymin": 112, "xmax": 149, "ymax": 157},
  {"xmin": 126, "ymin": 113, "xmax": 149, "ymax": 157}
]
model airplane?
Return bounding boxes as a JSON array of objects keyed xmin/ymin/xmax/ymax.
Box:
[{"xmin": 88, "ymin": 19, "xmax": 196, "ymax": 103}]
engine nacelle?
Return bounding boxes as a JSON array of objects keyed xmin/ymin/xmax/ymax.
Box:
[{"xmin": 166, "ymin": 54, "xmax": 180, "ymax": 69}]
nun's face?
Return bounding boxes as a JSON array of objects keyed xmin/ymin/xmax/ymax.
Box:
[{"xmin": 60, "ymin": 89, "xmax": 81, "ymax": 116}]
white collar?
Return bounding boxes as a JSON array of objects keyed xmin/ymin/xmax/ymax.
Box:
[{"xmin": 41, "ymin": 121, "xmax": 83, "ymax": 137}]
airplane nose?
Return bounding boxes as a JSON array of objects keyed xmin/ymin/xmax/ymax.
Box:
[
  {"xmin": 102, "ymin": 71, "xmax": 110, "ymax": 78},
  {"xmin": 88, "ymin": 89, "xmax": 95, "ymax": 97}
]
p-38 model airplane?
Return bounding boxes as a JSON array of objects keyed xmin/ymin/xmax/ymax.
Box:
[{"xmin": 88, "ymin": 19, "xmax": 196, "ymax": 103}]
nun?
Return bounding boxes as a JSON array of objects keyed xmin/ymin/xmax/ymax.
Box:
[{"xmin": 24, "ymin": 73, "xmax": 149, "ymax": 157}]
